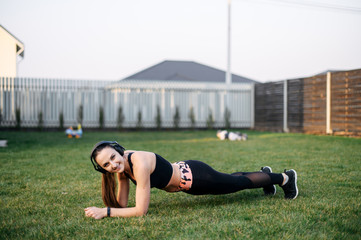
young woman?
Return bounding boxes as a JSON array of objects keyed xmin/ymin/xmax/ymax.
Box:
[{"xmin": 84, "ymin": 141, "xmax": 298, "ymax": 219}]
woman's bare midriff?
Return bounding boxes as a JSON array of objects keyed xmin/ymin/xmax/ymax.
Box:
[{"xmin": 162, "ymin": 163, "xmax": 182, "ymax": 192}]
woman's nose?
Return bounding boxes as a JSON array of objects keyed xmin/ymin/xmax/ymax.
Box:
[{"xmin": 110, "ymin": 161, "xmax": 117, "ymax": 169}]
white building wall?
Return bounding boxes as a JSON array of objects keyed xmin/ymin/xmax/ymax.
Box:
[{"xmin": 0, "ymin": 26, "xmax": 24, "ymax": 77}]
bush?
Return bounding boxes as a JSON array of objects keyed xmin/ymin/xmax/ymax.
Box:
[
  {"xmin": 188, "ymin": 106, "xmax": 196, "ymax": 129},
  {"xmin": 0, "ymin": 109, "xmax": 2, "ymax": 126},
  {"xmin": 99, "ymin": 106, "xmax": 104, "ymax": 129},
  {"xmin": 38, "ymin": 111, "xmax": 44, "ymax": 130},
  {"xmin": 77, "ymin": 105, "xmax": 83, "ymax": 125},
  {"xmin": 155, "ymin": 105, "xmax": 162, "ymax": 130},
  {"xmin": 136, "ymin": 110, "xmax": 143, "ymax": 130},
  {"xmin": 15, "ymin": 107, "xmax": 21, "ymax": 129},
  {"xmin": 206, "ymin": 108, "xmax": 214, "ymax": 129},
  {"xmin": 224, "ymin": 107, "xmax": 231, "ymax": 129},
  {"xmin": 173, "ymin": 106, "xmax": 180, "ymax": 130},
  {"xmin": 59, "ymin": 111, "xmax": 64, "ymax": 130},
  {"xmin": 117, "ymin": 105, "xmax": 125, "ymax": 131}
]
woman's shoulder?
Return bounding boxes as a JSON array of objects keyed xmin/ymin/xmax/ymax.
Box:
[
  {"xmin": 130, "ymin": 151, "xmax": 155, "ymax": 159},
  {"xmin": 124, "ymin": 150, "xmax": 155, "ymax": 162},
  {"xmin": 127, "ymin": 151, "xmax": 156, "ymax": 170},
  {"xmin": 125, "ymin": 150, "xmax": 155, "ymax": 155}
]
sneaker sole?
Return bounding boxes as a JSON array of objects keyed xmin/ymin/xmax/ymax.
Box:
[
  {"xmin": 262, "ymin": 166, "xmax": 276, "ymax": 195},
  {"xmin": 263, "ymin": 166, "xmax": 272, "ymax": 173},
  {"xmin": 288, "ymin": 169, "xmax": 298, "ymax": 199}
]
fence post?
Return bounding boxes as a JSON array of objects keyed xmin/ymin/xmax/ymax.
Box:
[
  {"xmin": 283, "ymin": 80, "xmax": 289, "ymax": 132},
  {"xmin": 326, "ymin": 72, "xmax": 332, "ymax": 134},
  {"xmin": 10, "ymin": 77, "xmax": 14, "ymax": 120},
  {"xmin": 251, "ymin": 83, "xmax": 255, "ymax": 129}
]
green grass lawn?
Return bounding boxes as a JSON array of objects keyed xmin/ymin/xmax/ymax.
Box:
[{"xmin": 0, "ymin": 130, "xmax": 360, "ymax": 239}]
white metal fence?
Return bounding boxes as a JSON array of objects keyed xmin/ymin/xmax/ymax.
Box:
[{"xmin": 0, "ymin": 77, "xmax": 254, "ymax": 129}]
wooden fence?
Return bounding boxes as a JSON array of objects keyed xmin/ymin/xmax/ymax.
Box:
[
  {"xmin": 254, "ymin": 81, "xmax": 284, "ymax": 131},
  {"xmin": 330, "ymin": 70, "xmax": 361, "ymax": 135},
  {"xmin": 2, "ymin": 68, "xmax": 359, "ymax": 134},
  {"xmin": 254, "ymin": 69, "xmax": 361, "ymax": 136}
]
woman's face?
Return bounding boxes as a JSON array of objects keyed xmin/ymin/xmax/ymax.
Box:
[{"xmin": 95, "ymin": 146, "xmax": 125, "ymax": 173}]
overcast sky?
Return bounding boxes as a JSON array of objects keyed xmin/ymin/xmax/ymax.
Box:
[{"xmin": 1, "ymin": 0, "xmax": 360, "ymax": 82}]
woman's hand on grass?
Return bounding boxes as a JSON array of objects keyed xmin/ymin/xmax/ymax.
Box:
[{"xmin": 84, "ymin": 207, "xmax": 107, "ymax": 219}]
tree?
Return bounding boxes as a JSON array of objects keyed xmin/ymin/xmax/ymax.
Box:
[
  {"xmin": 224, "ymin": 107, "xmax": 231, "ymax": 129},
  {"xmin": 15, "ymin": 107, "xmax": 21, "ymax": 129},
  {"xmin": 206, "ymin": 108, "xmax": 214, "ymax": 129},
  {"xmin": 173, "ymin": 106, "xmax": 180, "ymax": 130},
  {"xmin": 117, "ymin": 105, "xmax": 125, "ymax": 131},
  {"xmin": 77, "ymin": 104, "xmax": 83, "ymax": 125},
  {"xmin": 99, "ymin": 106, "xmax": 104, "ymax": 129},
  {"xmin": 136, "ymin": 110, "xmax": 143, "ymax": 130},
  {"xmin": 38, "ymin": 111, "xmax": 44, "ymax": 131},
  {"xmin": 0, "ymin": 108, "xmax": 3, "ymax": 127},
  {"xmin": 155, "ymin": 105, "xmax": 162, "ymax": 130},
  {"xmin": 188, "ymin": 106, "xmax": 196, "ymax": 129},
  {"xmin": 59, "ymin": 111, "xmax": 64, "ymax": 130}
]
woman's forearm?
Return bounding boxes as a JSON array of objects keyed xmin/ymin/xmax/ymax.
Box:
[
  {"xmin": 85, "ymin": 206, "xmax": 146, "ymax": 219},
  {"xmin": 117, "ymin": 187, "xmax": 128, "ymax": 207},
  {"xmin": 110, "ymin": 206, "xmax": 147, "ymax": 217},
  {"xmin": 117, "ymin": 174, "xmax": 130, "ymax": 207}
]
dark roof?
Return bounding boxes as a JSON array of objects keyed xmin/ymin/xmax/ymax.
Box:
[{"xmin": 122, "ymin": 60, "xmax": 258, "ymax": 83}]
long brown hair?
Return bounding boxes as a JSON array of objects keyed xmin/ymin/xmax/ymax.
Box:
[
  {"xmin": 101, "ymin": 172, "xmax": 121, "ymax": 208},
  {"xmin": 92, "ymin": 144, "xmax": 122, "ymax": 208}
]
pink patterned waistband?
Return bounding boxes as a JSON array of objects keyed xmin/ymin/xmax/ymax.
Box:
[{"xmin": 175, "ymin": 161, "xmax": 193, "ymax": 191}]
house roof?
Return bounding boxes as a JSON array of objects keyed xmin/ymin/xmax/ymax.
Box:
[{"xmin": 122, "ymin": 60, "xmax": 257, "ymax": 83}]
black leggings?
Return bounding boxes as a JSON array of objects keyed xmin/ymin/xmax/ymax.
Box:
[{"xmin": 183, "ymin": 160, "xmax": 284, "ymax": 195}]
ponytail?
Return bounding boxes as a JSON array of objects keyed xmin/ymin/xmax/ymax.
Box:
[{"xmin": 101, "ymin": 172, "xmax": 121, "ymax": 208}]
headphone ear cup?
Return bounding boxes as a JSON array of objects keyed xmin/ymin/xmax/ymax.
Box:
[{"xmin": 113, "ymin": 143, "xmax": 125, "ymax": 156}]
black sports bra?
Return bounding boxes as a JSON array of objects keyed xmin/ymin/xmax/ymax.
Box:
[{"xmin": 124, "ymin": 152, "xmax": 173, "ymax": 189}]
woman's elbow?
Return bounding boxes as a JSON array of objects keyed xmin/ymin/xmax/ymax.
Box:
[
  {"xmin": 135, "ymin": 208, "xmax": 148, "ymax": 217},
  {"xmin": 119, "ymin": 202, "xmax": 127, "ymax": 208}
]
